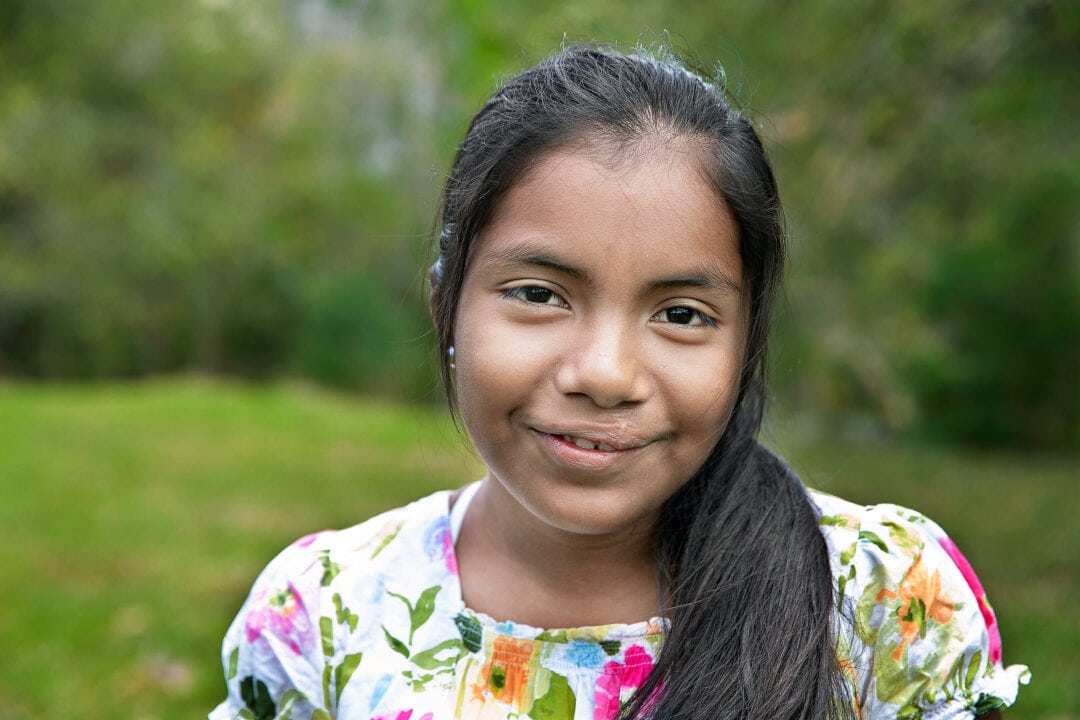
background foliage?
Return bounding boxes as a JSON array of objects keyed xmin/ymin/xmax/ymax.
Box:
[
  {"xmin": 1, "ymin": 0, "xmax": 1078, "ymax": 447},
  {"xmin": 1, "ymin": 3, "xmax": 1078, "ymax": 718}
]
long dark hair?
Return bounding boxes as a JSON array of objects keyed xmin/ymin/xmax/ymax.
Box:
[{"xmin": 430, "ymin": 45, "xmax": 853, "ymax": 720}]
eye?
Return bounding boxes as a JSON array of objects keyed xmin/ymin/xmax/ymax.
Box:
[
  {"xmin": 503, "ymin": 286, "xmax": 566, "ymax": 307},
  {"xmin": 653, "ymin": 306, "xmax": 717, "ymax": 327}
]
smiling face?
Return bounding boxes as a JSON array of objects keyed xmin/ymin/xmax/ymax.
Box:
[{"xmin": 452, "ymin": 141, "xmax": 748, "ymax": 540}]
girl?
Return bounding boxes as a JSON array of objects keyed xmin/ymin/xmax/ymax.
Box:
[{"xmin": 211, "ymin": 46, "xmax": 1029, "ymax": 720}]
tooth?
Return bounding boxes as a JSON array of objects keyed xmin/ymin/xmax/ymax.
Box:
[
  {"xmin": 597, "ymin": 443, "xmax": 615, "ymax": 452},
  {"xmin": 572, "ymin": 437, "xmax": 595, "ymax": 450}
]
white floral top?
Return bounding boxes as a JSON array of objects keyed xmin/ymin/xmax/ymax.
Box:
[{"xmin": 210, "ymin": 484, "xmax": 1029, "ymax": 720}]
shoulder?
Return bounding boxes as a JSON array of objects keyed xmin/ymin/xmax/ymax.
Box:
[
  {"xmin": 810, "ymin": 490, "xmax": 967, "ymax": 609},
  {"xmin": 807, "ymin": 489, "xmax": 1030, "ymax": 719},
  {"xmin": 303, "ymin": 489, "xmax": 458, "ymax": 583},
  {"xmin": 210, "ymin": 490, "xmax": 457, "ymax": 720},
  {"xmin": 242, "ymin": 489, "xmax": 455, "ymax": 611}
]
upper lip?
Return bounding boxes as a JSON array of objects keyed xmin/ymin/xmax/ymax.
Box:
[{"xmin": 533, "ymin": 426, "xmax": 653, "ymax": 452}]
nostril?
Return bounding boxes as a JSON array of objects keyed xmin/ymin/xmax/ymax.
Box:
[{"xmin": 554, "ymin": 344, "xmax": 649, "ymax": 409}]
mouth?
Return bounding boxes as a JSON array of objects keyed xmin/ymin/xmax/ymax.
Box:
[
  {"xmin": 532, "ymin": 426, "xmax": 652, "ymax": 453},
  {"xmin": 531, "ymin": 428, "xmax": 652, "ymax": 471},
  {"xmin": 559, "ymin": 434, "xmax": 617, "ymax": 452}
]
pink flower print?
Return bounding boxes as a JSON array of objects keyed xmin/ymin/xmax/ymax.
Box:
[
  {"xmin": 245, "ymin": 583, "xmax": 315, "ymax": 656},
  {"xmin": 441, "ymin": 524, "xmax": 458, "ymax": 575},
  {"xmin": 426, "ymin": 519, "xmax": 458, "ymax": 576},
  {"xmin": 593, "ymin": 644, "xmax": 655, "ymax": 720},
  {"xmin": 938, "ymin": 536, "xmax": 1002, "ymax": 664},
  {"xmin": 372, "ymin": 711, "xmax": 433, "ymax": 720},
  {"xmin": 294, "ymin": 531, "xmax": 327, "ymax": 549}
]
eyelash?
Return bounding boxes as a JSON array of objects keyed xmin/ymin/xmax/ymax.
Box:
[
  {"xmin": 502, "ymin": 286, "xmax": 718, "ymax": 328},
  {"xmin": 501, "ymin": 286, "xmax": 567, "ymax": 307},
  {"xmin": 653, "ymin": 306, "xmax": 718, "ymax": 328}
]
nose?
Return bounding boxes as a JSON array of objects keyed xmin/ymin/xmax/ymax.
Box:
[{"xmin": 554, "ymin": 321, "xmax": 650, "ymax": 408}]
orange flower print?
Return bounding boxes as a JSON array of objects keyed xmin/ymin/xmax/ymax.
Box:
[
  {"xmin": 471, "ymin": 635, "xmax": 535, "ymax": 711},
  {"xmin": 836, "ymin": 656, "xmax": 861, "ymax": 710},
  {"xmin": 876, "ymin": 553, "xmax": 955, "ymax": 661}
]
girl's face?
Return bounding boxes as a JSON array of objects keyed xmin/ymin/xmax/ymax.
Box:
[{"xmin": 452, "ymin": 143, "xmax": 748, "ymax": 539}]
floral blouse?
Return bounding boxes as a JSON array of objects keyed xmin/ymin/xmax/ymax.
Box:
[{"xmin": 210, "ymin": 484, "xmax": 1029, "ymax": 720}]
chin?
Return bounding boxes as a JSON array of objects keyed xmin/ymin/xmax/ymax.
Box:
[{"xmin": 529, "ymin": 492, "xmax": 662, "ymax": 539}]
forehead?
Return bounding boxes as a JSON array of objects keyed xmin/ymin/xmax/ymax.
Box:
[{"xmin": 472, "ymin": 144, "xmax": 742, "ymax": 288}]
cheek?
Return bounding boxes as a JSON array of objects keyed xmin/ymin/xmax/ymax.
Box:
[
  {"xmin": 452, "ymin": 297, "xmax": 552, "ymax": 428},
  {"xmin": 658, "ymin": 341, "xmax": 744, "ymax": 437}
]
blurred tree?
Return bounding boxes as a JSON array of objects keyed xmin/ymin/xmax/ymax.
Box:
[
  {"xmin": 769, "ymin": 0, "xmax": 1080, "ymax": 448},
  {"xmin": 0, "ymin": 0, "xmax": 1076, "ymax": 446},
  {"xmin": 0, "ymin": 0, "xmax": 442, "ymax": 397}
]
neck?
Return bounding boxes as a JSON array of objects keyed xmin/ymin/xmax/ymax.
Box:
[{"xmin": 454, "ymin": 477, "xmax": 662, "ymax": 629}]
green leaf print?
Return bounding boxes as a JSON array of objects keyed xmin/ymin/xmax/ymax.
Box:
[
  {"xmin": 967, "ymin": 651, "xmax": 984, "ymax": 690},
  {"xmin": 454, "ymin": 612, "xmax": 483, "ymax": 653},
  {"xmin": 320, "ymin": 616, "xmax": 334, "ymax": 657},
  {"xmin": 388, "ymin": 585, "xmax": 441, "ymax": 644},
  {"xmin": 403, "ymin": 669, "xmax": 436, "ymax": 692},
  {"xmin": 411, "ymin": 586, "xmax": 440, "ymax": 641},
  {"xmin": 383, "ymin": 626, "xmax": 410, "ymax": 659},
  {"xmin": 528, "ymin": 672, "xmax": 575, "ymax": 719},
  {"xmin": 319, "ymin": 551, "xmax": 341, "ymax": 587},
  {"xmin": 334, "ymin": 652, "xmax": 363, "ymax": 700},
  {"xmin": 600, "ymin": 640, "xmax": 621, "ymax": 656},
  {"xmin": 322, "ymin": 663, "xmax": 334, "ymax": 710},
  {"xmin": 882, "ymin": 521, "xmax": 922, "ymax": 554},
  {"xmin": 334, "ymin": 593, "xmax": 359, "ymax": 633},
  {"xmin": 228, "ymin": 646, "xmax": 240, "ymax": 681},
  {"xmin": 973, "ymin": 692, "xmax": 1005, "ymax": 716},
  {"xmin": 240, "ymin": 676, "xmax": 276, "ymax": 720},
  {"xmin": 278, "ymin": 689, "xmax": 308, "ymax": 720},
  {"xmin": 896, "ymin": 701, "xmax": 923, "ymax": 720},
  {"xmin": 489, "ymin": 665, "xmax": 507, "ymax": 691},
  {"xmin": 837, "ymin": 564, "xmax": 856, "ymax": 606},
  {"xmin": 819, "ymin": 514, "xmax": 850, "ymax": 527},
  {"xmin": 410, "ymin": 638, "xmax": 466, "ymax": 670},
  {"xmin": 902, "ymin": 597, "xmax": 928, "ymax": 638},
  {"xmin": 371, "ymin": 523, "xmax": 403, "ymax": 558},
  {"xmin": 535, "ymin": 629, "xmax": 569, "ymax": 643},
  {"xmin": 854, "ymin": 563, "xmax": 891, "ymax": 645},
  {"xmin": 858, "ymin": 530, "xmax": 889, "ymax": 553}
]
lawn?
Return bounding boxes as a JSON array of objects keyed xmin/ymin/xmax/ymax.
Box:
[{"xmin": 0, "ymin": 380, "xmax": 1074, "ymax": 719}]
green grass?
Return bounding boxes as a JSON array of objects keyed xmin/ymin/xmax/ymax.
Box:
[{"xmin": 0, "ymin": 380, "xmax": 1074, "ymax": 718}]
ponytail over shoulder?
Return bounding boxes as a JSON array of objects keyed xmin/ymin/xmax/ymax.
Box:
[{"xmin": 623, "ymin": 382, "xmax": 853, "ymax": 719}]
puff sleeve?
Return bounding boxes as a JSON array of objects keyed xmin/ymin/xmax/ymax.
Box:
[
  {"xmin": 816, "ymin": 494, "xmax": 1031, "ymax": 719},
  {"xmin": 209, "ymin": 532, "xmax": 335, "ymax": 720}
]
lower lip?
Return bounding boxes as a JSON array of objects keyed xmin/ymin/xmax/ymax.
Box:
[{"xmin": 533, "ymin": 431, "xmax": 642, "ymax": 471}]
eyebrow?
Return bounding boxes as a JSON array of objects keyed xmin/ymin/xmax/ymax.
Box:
[
  {"xmin": 478, "ymin": 243, "xmax": 743, "ymax": 296},
  {"xmin": 649, "ymin": 269, "xmax": 742, "ymax": 296},
  {"xmin": 480, "ymin": 245, "xmax": 588, "ymax": 282}
]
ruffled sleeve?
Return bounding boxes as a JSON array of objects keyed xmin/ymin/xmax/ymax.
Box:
[
  {"xmin": 814, "ymin": 493, "xmax": 1031, "ymax": 719},
  {"xmin": 209, "ymin": 532, "xmax": 335, "ymax": 720}
]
